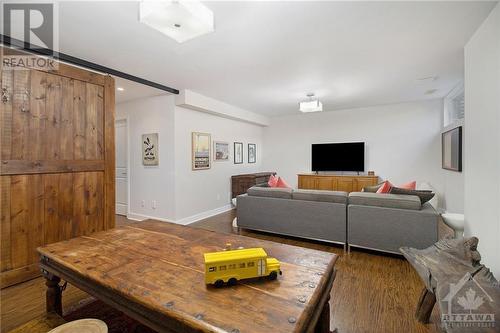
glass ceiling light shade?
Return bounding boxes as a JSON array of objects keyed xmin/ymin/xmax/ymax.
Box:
[
  {"xmin": 140, "ymin": 0, "xmax": 214, "ymax": 43},
  {"xmin": 299, "ymin": 94, "xmax": 323, "ymax": 113}
]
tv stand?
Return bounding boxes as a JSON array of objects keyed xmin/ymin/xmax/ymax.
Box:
[{"xmin": 298, "ymin": 173, "xmax": 378, "ymax": 193}]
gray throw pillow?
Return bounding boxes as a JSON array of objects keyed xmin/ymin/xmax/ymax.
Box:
[
  {"xmin": 389, "ymin": 187, "xmax": 435, "ymax": 204},
  {"xmin": 362, "ymin": 183, "xmax": 383, "ymax": 193}
]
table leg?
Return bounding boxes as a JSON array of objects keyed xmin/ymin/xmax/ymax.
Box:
[
  {"xmin": 315, "ymin": 295, "xmax": 336, "ymax": 333},
  {"xmin": 415, "ymin": 287, "xmax": 436, "ymax": 323},
  {"xmin": 45, "ymin": 274, "xmax": 63, "ymax": 315}
]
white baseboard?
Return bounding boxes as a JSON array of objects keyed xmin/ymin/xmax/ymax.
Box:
[
  {"xmin": 126, "ymin": 204, "xmax": 233, "ymax": 225},
  {"xmin": 178, "ymin": 204, "xmax": 234, "ymax": 225},
  {"xmin": 126, "ymin": 212, "xmax": 174, "ymax": 223}
]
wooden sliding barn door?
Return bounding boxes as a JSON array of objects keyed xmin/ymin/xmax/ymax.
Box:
[{"xmin": 0, "ymin": 49, "xmax": 115, "ymax": 288}]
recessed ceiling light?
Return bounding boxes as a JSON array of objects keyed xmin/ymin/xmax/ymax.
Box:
[
  {"xmin": 299, "ymin": 93, "xmax": 323, "ymax": 113},
  {"xmin": 117, "ymin": 87, "xmax": 124, "ymax": 91},
  {"xmin": 139, "ymin": 0, "xmax": 214, "ymax": 43},
  {"xmin": 416, "ymin": 76, "xmax": 438, "ymax": 82}
]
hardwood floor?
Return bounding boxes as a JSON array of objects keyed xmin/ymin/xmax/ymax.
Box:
[
  {"xmin": 190, "ymin": 210, "xmax": 443, "ymax": 333},
  {"xmin": 1, "ymin": 211, "xmax": 442, "ymax": 333}
]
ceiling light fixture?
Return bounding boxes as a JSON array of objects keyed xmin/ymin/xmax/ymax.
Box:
[
  {"xmin": 299, "ymin": 93, "xmax": 323, "ymax": 113},
  {"xmin": 416, "ymin": 76, "xmax": 438, "ymax": 82},
  {"xmin": 139, "ymin": 0, "xmax": 214, "ymax": 43},
  {"xmin": 117, "ymin": 87, "xmax": 124, "ymax": 91}
]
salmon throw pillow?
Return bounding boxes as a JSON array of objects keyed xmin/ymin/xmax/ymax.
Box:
[
  {"xmin": 399, "ymin": 181, "xmax": 416, "ymax": 190},
  {"xmin": 276, "ymin": 177, "xmax": 291, "ymax": 189},
  {"xmin": 268, "ymin": 174, "xmax": 279, "ymax": 187},
  {"xmin": 376, "ymin": 181, "xmax": 393, "ymax": 194}
]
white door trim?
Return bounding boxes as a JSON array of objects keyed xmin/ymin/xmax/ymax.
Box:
[{"xmin": 115, "ymin": 116, "xmax": 129, "ymax": 216}]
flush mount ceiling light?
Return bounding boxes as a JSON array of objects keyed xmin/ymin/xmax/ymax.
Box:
[
  {"xmin": 139, "ymin": 0, "xmax": 214, "ymax": 43},
  {"xmin": 117, "ymin": 87, "xmax": 124, "ymax": 91},
  {"xmin": 416, "ymin": 76, "xmax": 438, "ymax": 82},
  {"xmin": 299, "ymin": 93, "xmax": 323, "ymax": 113}
]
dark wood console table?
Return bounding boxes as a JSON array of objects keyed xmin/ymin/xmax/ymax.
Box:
[{"xmin": 231, "ymin": 172, "xmax": 276, "ymax": 198}]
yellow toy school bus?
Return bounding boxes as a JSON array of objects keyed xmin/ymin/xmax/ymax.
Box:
[{"xmin": 204, "ymin": 248, "xmax": 282, "ymax": 287}]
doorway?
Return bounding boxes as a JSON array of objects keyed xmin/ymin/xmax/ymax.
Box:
[{"xmin": 115, "ymin": 118, "xmax": 128, "ymax": 215}]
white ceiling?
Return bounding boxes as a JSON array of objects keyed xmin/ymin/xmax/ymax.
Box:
[{"xmin": 58, "ymin": 1, "xmax": 497, "ymax": 116}]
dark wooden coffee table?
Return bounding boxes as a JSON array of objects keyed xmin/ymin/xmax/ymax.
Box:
[{"xmin": 38, "ymin": 221, "xmax": 338, "ymax": 333}]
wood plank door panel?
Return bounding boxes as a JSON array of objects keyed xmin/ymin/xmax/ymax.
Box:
[{"xmin": 0, "ymin": 47, "xmax": 115, "ymax": 288}]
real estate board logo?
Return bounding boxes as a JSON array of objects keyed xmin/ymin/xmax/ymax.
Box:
[
  {"xmin": 441, "ymin": 272, "xmax": 495, "ymax": 329},
  {"xmin": 1, "ymin": 1, "xmax": 58, "ymax": 70}
]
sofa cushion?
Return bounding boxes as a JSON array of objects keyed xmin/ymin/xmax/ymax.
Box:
[
  {"xmin": 292, "ymin": 189, "xmax": 348, "ymax": 204},
  {"xmin": 389, "ymin": 187, "xmax": 435, "ymax": 204},
  {"xmin": 247, "ymin": 186, "xmax": 293, "ymax": 199},
  {"xmin": 349, "ymin": 192, "xmax": 421, "ymax": 210}
]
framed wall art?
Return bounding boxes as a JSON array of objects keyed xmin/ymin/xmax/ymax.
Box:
[
  {"xmin": 142, "ymin": 133, "xmax": 159, "ymax": 166},
  {"xmin": 442, "ymin": 126, "xmax": 462, "ymax": 172},
  {"xmin": 234, "ymin": 142, "xmax": 243, "ymax": 164},
  {"xmin": 192, "ymin": 132, "xmax": 211, "ymax": 170},
  {"xmin": 248, "ymin": 143, "xmax": 256, "ymax": 163},
  {"xmin": 214, "ymin": 141, "xmax": 230, "ymax": 161}
]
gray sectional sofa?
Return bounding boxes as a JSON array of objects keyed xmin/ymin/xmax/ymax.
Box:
[
  {"xmin": 236, "ymin": 186, "xmax": 439, "ymax": 254},
  {"xmin": 237, "ymin": 186, "xmax": 348, "ymax": 248}
]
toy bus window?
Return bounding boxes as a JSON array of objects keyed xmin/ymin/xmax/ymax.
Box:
[
  {"xmin": 229, "ymin": 264, "xmax": 236, "ymax": 269},
  {"xmin": 208, "ymin": 267, "xmax": 216, "ymax": 272},
  {"xmin": 220, "ymin": 265, "xmax": 227, "ymax": 271},
  {"xmin": 248, "ymin": 262, "xmax": 255, "ymax": 267},
  {"xmin": 239, "ymin": 263, "xmax": 246, "ymax": 268}
]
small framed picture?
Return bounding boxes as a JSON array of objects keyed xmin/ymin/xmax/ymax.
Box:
[
  {"xmin": 248, "ymin": 143, "xmax": 256, "ymax": 163},
  {"xmin": 192, "ymin": 132, "xmax": 211, "ymax": 170},
  {"xmin": 142, "ymin": 133, "xmax": 159, "ymax": 166},
  {"xmin": 442, "ymin": 126, "xmax": 462, "ymax": 172},
  {"xmin": 214, "ymin": 141, "xmax": 230, "ymax": 161},
  {"xmin": 234, "ymin": 142, "xmax": 243, "ymax": 164}
]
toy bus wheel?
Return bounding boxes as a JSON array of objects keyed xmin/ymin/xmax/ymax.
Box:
[
  {"xmin": 214, "ymin": 280, "xmax": 224, "ymax": 288},
  {"xmin": 269, "ymin": 271, "xmax": 278, "ymax": 280},
  {"xmin": 228, "ymin": 278, "xmax": 237, "ymax": 286}
]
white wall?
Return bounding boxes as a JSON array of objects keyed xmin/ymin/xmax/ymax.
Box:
[
  {"xmin": 117, "ymin": 95, "xmax": 265, "ymax": 224},
  {"xmin": 464, "ymin": 3, "xmax": 500, "ymax": 276},
  {"xmin": 262, "ymin": 100, "xmax": 446, "ymax": 206},
  {"xmin": 441, "ymin": 120, "xmax": 465, "ymax": 214},
  {"xmin": 116, "ymin": 95, "xmax": 176, "ymax": 221},
  {"xmin": 441, "ymin": 161, "xmax": 464, "ymax": 213},
  {"xmin": 174, "ymin": 106, "xmax": 264, "ymax": 223}
]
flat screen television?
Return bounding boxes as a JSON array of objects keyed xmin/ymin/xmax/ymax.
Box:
[{"xmin": 312, "ymin": 142, "xmax": 365, "ymax": 172}]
